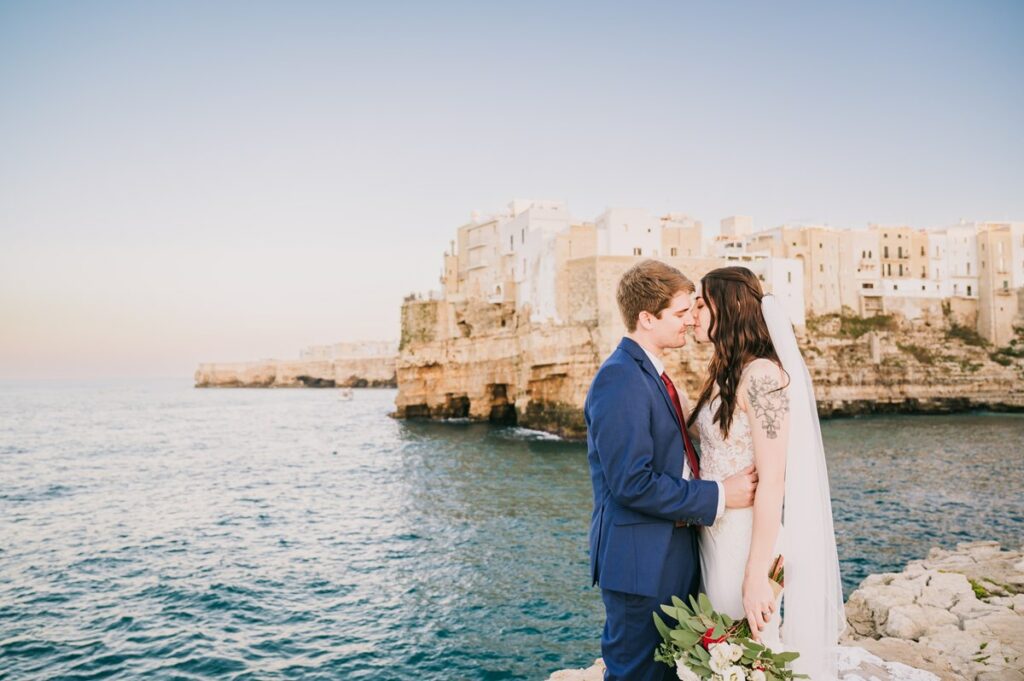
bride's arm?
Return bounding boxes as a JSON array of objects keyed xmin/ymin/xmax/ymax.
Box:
[{"xmin": 740, "ymin": 358, "xmax": 791, "ymax": 641}]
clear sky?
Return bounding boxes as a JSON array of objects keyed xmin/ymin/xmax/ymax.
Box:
[{"xmin": 2, "ymin": 0, "xmax": 1021, "ymax": 379}]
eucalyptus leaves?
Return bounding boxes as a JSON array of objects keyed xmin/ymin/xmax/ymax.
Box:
[{"xmin": 653, "ymin": 588, "xmax": 804, "ymax": 680}]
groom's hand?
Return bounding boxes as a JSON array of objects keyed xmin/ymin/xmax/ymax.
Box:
[{"xmin": 722, "ymin": 465, "xmax": 758, "ymax": 508}]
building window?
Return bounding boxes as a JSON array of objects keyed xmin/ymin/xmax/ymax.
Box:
[
  {"xmin": 819, "ymin": 243, "xmax": 823, "ymax": 249},
  {"xmin": 787, "ymin": 272, "xmax": 792, "ymax": 283},
  {"xmin": 509, "ymin": 236, "xmax": 513, "ymax": 251},
  {"xmin": 884, "ymin": 246, "xmax": 889, "ymax": 258},
  {"xmin": 967, "ymin": 263, "xmax": 971, "ymax": 275},
  {"xmin": 898, "ymin": 246, "xmax": 903, "ymax": 258},
  {"xmin": 921, "ymin": 267, "xmax": 926, "ymax": 277},
  {"xmin": 819, "ymin": 264, "xmax": 824, "ymax": 272},
  {"xmin": 968, "ymin": 285, "xmax": 972, "ymax": 296},
  {"xmin": 521, "ymin": 228, "xmax": 525, "ymax": 244},
  {"xmin": 633, "ymin": 247, "xmax": 642, "ymax": 256},
  {"xmin": 921, "ymin": 285, "xmax": 926, "ymax": 291},
  {"xmin": 670, "ymin": 247, "xmax": 678, "ymax": 256},
  {"xmin": 920, "ymin": 246, "xmax": 925, "ymax": 256},
  {"xmin": 863, "ymin": 282, "xmax": 874, "ymax": 289},
  {"xmin": 899, "ymin": 264, "xmax": 903, "ymax": 276},
  {"xmin": 1005, "ymin": 280, "xmax": 1010, "ymax": 291}
]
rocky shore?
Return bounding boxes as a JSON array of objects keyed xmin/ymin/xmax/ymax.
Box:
[
  {"xmin": 194, "ymin": 357, "xmax": 396, "ymax": 388},
  {"xmin": 548, "ymin": 541, "xmax": 1023, "ymax": 681}
]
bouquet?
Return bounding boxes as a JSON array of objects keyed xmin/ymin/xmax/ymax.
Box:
[{"xmin": 653, "ymin": 556, "xmax": 805, "ymax": 681}]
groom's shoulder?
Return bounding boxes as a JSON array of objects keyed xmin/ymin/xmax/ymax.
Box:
[{"xmin": 591, "ymin": 347, "xmax": 642, "ymax": 387}]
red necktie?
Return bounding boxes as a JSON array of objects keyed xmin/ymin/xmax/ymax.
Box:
[{"xmin": 660, "ymin": 371, "xmax": 701, "ymax": 480}]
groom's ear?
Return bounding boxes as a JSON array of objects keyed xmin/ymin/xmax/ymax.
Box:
[{"xmin": 636, "ymin": 310, "xmax": 652, "ymax": 330}]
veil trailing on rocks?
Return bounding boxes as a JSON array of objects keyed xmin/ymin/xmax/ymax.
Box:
[{"xmin": 761, "ymin": 294, "xmax": 847, "ymax": 680}]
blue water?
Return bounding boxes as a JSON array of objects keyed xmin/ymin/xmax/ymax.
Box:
[{"xmin": 1, "ymin": 380, "xmax": 1021, "ymax": 680}]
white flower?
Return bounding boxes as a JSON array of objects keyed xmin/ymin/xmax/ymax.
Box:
[
  {"xmin": 675, "ymin": 659, "xmax": 700, "ymax": 681},
  {"xmin": 721, "ymin": 665, "xmax": 745, "ymax": 681},
  {"xmin": 748, "ymin": 669, "xmax": 767, "ymax": 681},
  {"xmin": 709, "ymin": 645, "xmax": 732, "ymax": 674},
  {"xmin": 727, "ymin": 643, "xmax": 743, "ymax": 662}
]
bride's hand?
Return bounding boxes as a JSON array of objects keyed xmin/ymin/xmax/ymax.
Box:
[{"xmin": 742, "ymin": 574, "xmax": 776, "ymax": 642}]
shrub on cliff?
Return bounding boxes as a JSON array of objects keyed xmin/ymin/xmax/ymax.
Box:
[{"xmin": 806, "ymin": 312, "xmax": 898, "ymax": 339}]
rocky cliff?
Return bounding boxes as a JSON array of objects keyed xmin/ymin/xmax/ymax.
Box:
[
  {"xmin": 395, "ymin": 288, "xmax": 1024, "ymax": 439},
  {"xmin": 194, "ymin": 356, "xmax": 396, "ymax": 388}
]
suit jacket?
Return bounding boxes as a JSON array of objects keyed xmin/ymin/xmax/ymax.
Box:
[{"xmin": 585, "ymin": 336, "xmax": 719, "ymax": 597}]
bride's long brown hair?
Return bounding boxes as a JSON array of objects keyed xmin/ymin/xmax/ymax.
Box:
[{"xmin": 686, "ymin": 266, "xmax": 789, "ymax": 438}]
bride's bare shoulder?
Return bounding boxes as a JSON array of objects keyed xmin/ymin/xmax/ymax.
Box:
[
  {"xmin": 741, "ymin": 357, "xmax": 784, "ymax": 381},
  {"xmin": 737, "ymin": 358, "xmax": 785, "ymax": 408}
]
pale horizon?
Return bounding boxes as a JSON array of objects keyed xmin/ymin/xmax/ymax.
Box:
[{"xmin": 2, "ymin": 1, "xmax": 1022, "ymax": 380}]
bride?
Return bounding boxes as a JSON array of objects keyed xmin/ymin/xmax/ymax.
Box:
[{"xmin": 686, "ymin": 266, "xmax": 846, "ymax": 680}]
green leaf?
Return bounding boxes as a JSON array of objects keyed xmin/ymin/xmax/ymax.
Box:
[
  {"xmin": 686, "ymin": 617, "xmax": 705, "ymax": 632},
  {"xmin": 671, "ymin": 595, "xmax": 692, "ymax": 618},
  {"xmin": 660, "ymin": 604, "xmax": 679, "ymax": 620},
  {"xmin": 653, "ymin": 613, "xmax": 672, "ymax": 641},
  {"xmin": 670, "ymin": 629, "xmax": 701, "ymax": 648},
  {"xmin": 697, "ymin": 592, "xmax": 713, "ymax": 615},
  {"xmin": 693, "ymin": 646, "xmax": 710, "ymax": 662},
  {"xmin": 688, "ymin": 594, "xmax": 700, "ymax": 612}
]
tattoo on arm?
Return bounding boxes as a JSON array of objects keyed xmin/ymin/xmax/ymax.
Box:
[{"xmin": 747, "ymin": 375, "xmax": 789, "ymax": 439}]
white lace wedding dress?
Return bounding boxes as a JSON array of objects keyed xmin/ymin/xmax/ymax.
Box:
[
  {"xmin": 696, "ymin": 395, "xmax": 785, "ymax": 649},
  {"xmin": 693, "ymin": 395, "xmax": 937, "ymax": 681}
]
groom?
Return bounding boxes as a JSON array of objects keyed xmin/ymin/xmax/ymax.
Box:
[{"xmin": 585, "ymin": 260, "xmax": 758, "ymax": 681}]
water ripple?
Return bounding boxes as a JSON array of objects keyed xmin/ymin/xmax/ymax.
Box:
[{"xmin": 0, "ymin": 380, "xmax": 1021, "ymax": 679}]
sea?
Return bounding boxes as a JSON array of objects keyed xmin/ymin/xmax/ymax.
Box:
[{"xmin": 1, "ymin": 380, "xmax": 1021, "ymax": 680}]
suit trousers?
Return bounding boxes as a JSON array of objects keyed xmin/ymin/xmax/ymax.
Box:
[{"xmin": 600, "ymin": 525, "xmax": 701, "ymax": 681}]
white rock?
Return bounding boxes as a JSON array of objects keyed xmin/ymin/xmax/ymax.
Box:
[{"xmin": 883, "ymin": 604, "xmax": 958, "ymax": 640}]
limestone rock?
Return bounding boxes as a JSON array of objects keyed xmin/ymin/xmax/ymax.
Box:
[
  {"xmin": 396, "ymin": 281, "xmax": 1024, "ymax": 438},
  {"xmin": 846, "ymin": 542, "xmax": 1024, "ymax": 681},
  {"xmin": 194, "ymin": 356, "xmax": 397, "ymax": 388}
]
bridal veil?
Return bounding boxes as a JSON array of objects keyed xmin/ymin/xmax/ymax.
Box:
[{"xmin": 761, "ymin": 294, "xmax": 846, "ymax": 680}]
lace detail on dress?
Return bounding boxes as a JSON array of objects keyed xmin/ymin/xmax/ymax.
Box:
[
  {"xmin": 696, "ymin": 397, "xmax": 755, "ymax": 540},
  {"xmin": 696, "ymin": 397, "xmax": 754, "ymax": 482}
]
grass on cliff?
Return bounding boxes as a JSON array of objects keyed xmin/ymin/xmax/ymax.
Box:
[
  {"xmin": 989, "ymin": 324, "xmax": 1024, "ymax": 366},
  {"xmin": 806, "ymin": 311, "xmax": 898, "ymax": 339},
  {"xmin": 946, "ymin": 322, "xmax": 988, "ymax": 347},
  {"xmin": 896, "ymin": 342, "xmax": 938, "ymax": 365}
]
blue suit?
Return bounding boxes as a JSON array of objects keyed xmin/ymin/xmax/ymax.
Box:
[{"xmin": 585, "ymin": 337, "xmax": 720, "ymax": 681}]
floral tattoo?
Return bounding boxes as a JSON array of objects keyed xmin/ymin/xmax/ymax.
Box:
[{"xmin": 747, "ymin": 375, "xmax": 789, "ymax": 439}]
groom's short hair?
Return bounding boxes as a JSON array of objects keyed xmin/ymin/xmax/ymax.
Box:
[{"xmin": 616, "ymin": 259, "xmax": 695, "ymax": 332}]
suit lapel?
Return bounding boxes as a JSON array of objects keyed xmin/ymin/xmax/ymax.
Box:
[{"xmin": 617, "ymin": 337, "xmax": 683, "ymax": 429}]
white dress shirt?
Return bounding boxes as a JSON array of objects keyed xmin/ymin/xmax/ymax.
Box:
[{"xmin": 639, "ymin": 344, "xmax": 727, "ymax": 522}]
